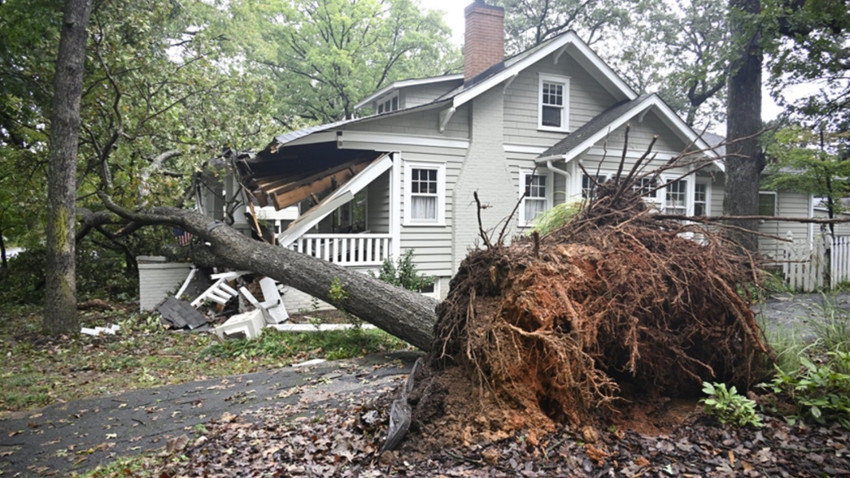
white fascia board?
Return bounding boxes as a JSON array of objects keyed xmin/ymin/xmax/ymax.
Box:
[
  {"xmin": 558, "ymin": 95, "xmax": 725, "ymax": 172},
  {"xmin": 452, "ymin": 31, "xmax": 637, "ymax": 110},
  {"xmin": 339, "ymin": 131, "xmax": 469, "ymax": 150},
  {"xmin": 278, "ymin": 154, "xmax": 393, "ymax": 247},
  {"xmin": 286, "ymin": 131, "xmax": 338, "ymax": 147},
  {"xmin": 354, "ymin": 74, "xmax": 464, "ymax": 109},
  {"xmin": 560, "ymin": 97, "xmax": 657, "ymax": 165},
  {"xmin": 645, "ymin": 95, "xmax": 725, "ymax": 172},
  {"xmin": 567, "ymin": 40, "xmax": 638, "ymax": 102}
]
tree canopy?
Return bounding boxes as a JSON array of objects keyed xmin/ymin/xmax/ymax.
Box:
[{"xmin": 228, "ymin": 0, "xmax": 460, "ymax": 124}]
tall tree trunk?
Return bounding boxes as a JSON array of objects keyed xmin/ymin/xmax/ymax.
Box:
[
  {"xmin": 723, "ymin": 0, "xmax": 765, "ymax": 252},
  {"xmin": 44, "ymin": 0, "xmax": 92, "ymax": 335},
  {"xmin": 0, "ymin": 222, "xmax": 7, "ymax": 269},
  {"xmin": 100, "ymin": 201, "xmax": 440, "ymax": 350}
]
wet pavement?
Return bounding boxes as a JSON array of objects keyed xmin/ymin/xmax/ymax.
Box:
[{"xmin": 0, "ymin": 351, "xmax": 421, "ymax": 477}]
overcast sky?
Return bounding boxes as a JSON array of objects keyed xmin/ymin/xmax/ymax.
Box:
[{"xmin": 420, "ymin": 0, "xmax": 466, "ymax": 46}]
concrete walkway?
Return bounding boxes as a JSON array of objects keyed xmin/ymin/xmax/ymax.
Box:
[{"xmin": 0, "ymin": 351, "xmax": 421, "ymax": 477}]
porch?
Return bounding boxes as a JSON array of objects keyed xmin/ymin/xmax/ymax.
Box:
[{"xmin": 286, "ymin": 233, "xmax": 393, "ymax": 267}]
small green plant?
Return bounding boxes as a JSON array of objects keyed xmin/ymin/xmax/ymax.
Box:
[
  {"xmin": 757, "ymin": 313, "xmax": 814, "ymax": 374},
  {"xmin": 371, "ymin": 250, "xmax": 433, "ymax": 292},
  {"xmin": 700, "ymin": 382, "xmax": 764, "ymax": 428},
  {"xmin": 328, "ymin": 277, "xmax": 362, "ymax": 328},
  {"xmin": 528, "ymin": 201, "xmax": 581, "ymax": 237},
  {"xmin": 810, "ymin": 294, "xmax": 850, "ymax": 353},
  {"xmin": 762, "ymin": 351, "xmax": 850, "ymax": 429}
]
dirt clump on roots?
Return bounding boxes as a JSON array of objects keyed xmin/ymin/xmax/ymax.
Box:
[{"xmin": 404, "ymin": 178, "xmax": 771, "ymax": 449}]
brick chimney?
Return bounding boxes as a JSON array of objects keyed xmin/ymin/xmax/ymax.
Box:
[{"xmin": 463, "ymin": 1, "xmax": 505, "ymax": 82}]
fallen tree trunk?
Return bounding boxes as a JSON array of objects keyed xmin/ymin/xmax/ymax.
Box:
[{"xmin": 98, "ymin": 199, "xmax": 439, "ymax": 350}]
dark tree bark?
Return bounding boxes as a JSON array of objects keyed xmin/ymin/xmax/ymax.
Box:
[
  {"xmin": 99, "ymin": 200, "xmax": 439, "ymax": 350},
  {"xmin": 44, "ymin": 0, "xmax": 92, "ymax": 335},
  {"xmin": 0, "ymin": 222, "xmax": 7, "ymax": 269},
  {"xmin": 723, "ymin": 0, "xmax": 765, "ymax": 252}
]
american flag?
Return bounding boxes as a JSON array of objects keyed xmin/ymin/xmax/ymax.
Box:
[{"xmin": 173, "ymin": 228, "xmax": 193, "ymax": 246}]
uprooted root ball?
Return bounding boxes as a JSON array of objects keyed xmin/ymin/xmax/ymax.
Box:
[{"xmin": 407, "ymin": 183, "xmax": 770, "ymax": 445}]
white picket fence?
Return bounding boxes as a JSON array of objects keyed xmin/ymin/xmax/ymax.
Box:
[{"xmin": 782, "ymin": 234, "xmax": 850, "ymax": 292}]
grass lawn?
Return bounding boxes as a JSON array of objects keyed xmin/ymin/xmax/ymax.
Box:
[{"xmin": 0, "ymin": 302, "xmax": 410, "ymax": 417}]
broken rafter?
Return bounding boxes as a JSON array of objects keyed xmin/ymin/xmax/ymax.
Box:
[{"xmin": 253, "ymin": 158, "xmax": 373, "ymax": 211}]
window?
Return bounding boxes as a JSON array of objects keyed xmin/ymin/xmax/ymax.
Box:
[
  {"xmin": 693, "ymin": 182, "xmax": 708, "ymax": 216},
  {"xmin": 404, "ymin": 163, "xmax": 445, "ymax": 225},
  {"xmin": 520, "ymin": 171, "xmax": 548, "ymax": 226},
  {"xmin": 664, "ymin": 180, "xmax": 688, "ymax": 215},
  {"xmin": 632, "ymin": 177, "xmax": 658, "ymax": 198},
  {"xmin": 759, "ymin": 192, "xmax": 777, "ymax": 216},
  {"xmin": 376, "ymin": 93, "xmax": 399, "ymax": 114},
  {"xmin": 582, "ymin": 174, "xmax": 607, "ymax": 199},
  {"xmin": 538, "ymin": 74, "xmax": 570, "ymax": 131}
]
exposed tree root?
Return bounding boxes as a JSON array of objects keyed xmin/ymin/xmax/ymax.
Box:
[{"xmin": 406, "ymin": 175, "xmax": 772, "ymax": 447}]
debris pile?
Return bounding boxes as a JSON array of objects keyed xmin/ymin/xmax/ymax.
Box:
[{"xmin": 405, "ymin": 175, "xmax": 771, "ymax": 446}]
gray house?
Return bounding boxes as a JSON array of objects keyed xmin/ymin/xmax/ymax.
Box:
[{"xmin": 228, "ymin": 2, "xmax": 825, "ymax": 302}]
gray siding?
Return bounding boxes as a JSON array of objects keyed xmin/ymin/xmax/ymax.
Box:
[
  {"xmin": 400, "ymin": 147, "xmax": 465, "ymax": 277},
  {"xmin": 138, "ymin": 258, "xmax": 193, "ymax": 311},
  {"xmin": 366, "ymin": 171, "xmax": 390, "ymax": 233},
  {"xmin": 503, "ymin": 52, "xmax": 618, "ymax": 147},
  {"xmin": 759, "ymin": 191, "xmax": 811, "ymax": 259},
  {"xmin": 346, "ymin": 104, "xmax": 470, "ymax": 139},
  {"xmin": 588, "ymin": 111, "xmax": 688, "ymax": 155},
  {"xmin": 401, "ymin": 82, "xmax": 461, "ymax": 108}
]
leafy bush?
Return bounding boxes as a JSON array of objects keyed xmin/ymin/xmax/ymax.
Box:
[
  {"xmin": 762, "ymin": 352, "xmax": 850, "ymax": 429},
  {"xmin": 528, "ymin": 201, "xmax": 582, "ymax": 237},
  {"xmin": 371, "ymin": 249, "xmax": 433, "ymax": 292},
  {"xmin": 700, "ymin": 382, "xmax": 764, "ymax": 427}
]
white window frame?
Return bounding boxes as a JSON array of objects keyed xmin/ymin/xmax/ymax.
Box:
[
  {"xmin": 538, "ymin": 73, "xmax": 570, "ymax": 132},
  {"xmin": 519, "ymin": 170, "xmax": 552, "ymax": 227},
  {"xmin": 403, "ymin": 162, "xmax": 446, "ymax": 226},
  {"xmin": 376, "ymin": 92, "xmax": 399, "ymax": 114},
  {"xmin": 693, "ymin": 179, "xmax": 710, "ymax": 217},
  {"xmin": 759, "ymin": 191, "xmax": 777, "ymax": 217},
  {"xmin": 580, "ymin": 172, "xmax": 609, "ymax": 200},
  {"xmin": 663, "ymin": 178, "xmax": 689, "ymax": 215}
]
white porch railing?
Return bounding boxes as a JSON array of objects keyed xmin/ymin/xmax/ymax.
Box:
[{"xmin": 287, "ymin": 233, "xmax": 392, "ymax": 267}]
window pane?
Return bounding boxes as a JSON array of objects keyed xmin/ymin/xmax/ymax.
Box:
[
  {"xmin": 542, "ymin": 82, "xmax": 563, "ymax": 106},
  {"xmin": 694, "ymin": 183, "xmax": 707, "ymax": 216},
  {"xmin": 665, "ymin": 180, "xmax": 687, "ymax": 214},
  {"xmin": 525, "ymin": 174, "xmax": 546, "ymax": 199},
  {"xmin": 411, "ymin": 196, "xmax": 437, "ymax": 220},
  {"xmin": 582, "ymin": 174, "xmax": 607, "ymax": 199},
  {"xmin": 524, "ymin": 198, "xmax": 546, "ymax": 223},
  {"xmin": 759, "ymin": 193, "xmax": 776, "ymax": 216},
  {"xmin": 542, "ymin": 106, "xmax": 561, "ymax": 127}
]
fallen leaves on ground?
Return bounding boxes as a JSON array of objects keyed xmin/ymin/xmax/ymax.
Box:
[{"xmin": 154, "ymin": 384, "xmax": 850, "ymax": 478}]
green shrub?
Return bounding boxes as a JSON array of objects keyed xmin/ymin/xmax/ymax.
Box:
[
  {"xmin": 527, "ymin": 201, "xmax": 582, "ymax": 237},
  {"xmin": 700, "ymin": 382, "xmax": 764, "ymax": 428},
  {"xmin": 371, "ymin": 249, "xmax": 433, "ymax": 292},
  {"xmin": 762, "ymin": 352, "xmax": 850, "ymax": 429}
]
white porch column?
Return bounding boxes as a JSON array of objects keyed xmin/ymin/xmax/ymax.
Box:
[{"xmin": 390, "ymin": 151, "xmax": 402, "ymax": 259}]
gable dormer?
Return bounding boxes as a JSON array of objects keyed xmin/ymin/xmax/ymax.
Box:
[{"xmin": 354, "ymin": 74, "xmax": 463, "ymax": 116}]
